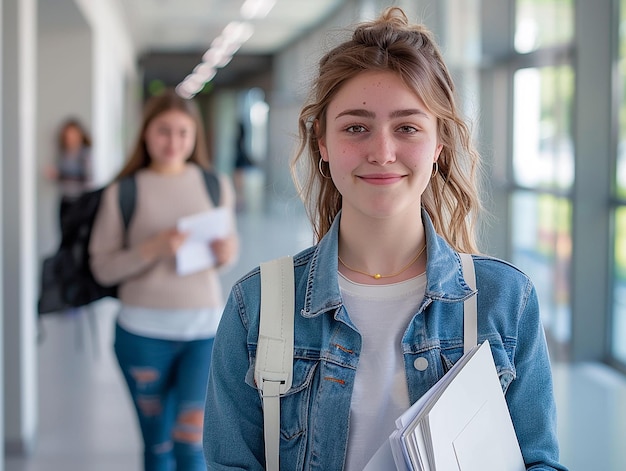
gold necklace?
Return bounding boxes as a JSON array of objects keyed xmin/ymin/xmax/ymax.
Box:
[{"xmin": 338, "ymin": 244, "xmax": 426, "ymax": 280}]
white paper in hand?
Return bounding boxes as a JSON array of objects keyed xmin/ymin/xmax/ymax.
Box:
[
  {"xmin": 176, "ymin": 207, "xmax": 230, "ymax": 276},
  {"xmin": 389, "ymin": 341, "xmax": 525, "ymax": 471},
  {"xmin": 425, "ymin": 341, "xmax": 524, "ymax": 471}
]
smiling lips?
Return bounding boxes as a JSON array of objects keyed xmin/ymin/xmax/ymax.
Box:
[{"xmin": 358, "ymin": 173, "xmax": 405, "ymax": 185}]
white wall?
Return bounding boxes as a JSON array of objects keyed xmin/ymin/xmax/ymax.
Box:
[
  {"xmin": 2, "ymin": 0, "xmax": 38, "ymax": 455},
  {"xmin": 74, "ymin": 0, "xmax": 139, "ymax": 185},
  {"xmin": 37, "ymin": 22, "xmax": 92, "ymax": 257},
  {"xmin": 0, "ymin": 0, "xmax": 5, "ymax": 466}
]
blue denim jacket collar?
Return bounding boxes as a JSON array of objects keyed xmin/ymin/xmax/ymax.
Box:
[{"xmin": 303, "ymin": 208, "xmax": 473, "ymax": 319}]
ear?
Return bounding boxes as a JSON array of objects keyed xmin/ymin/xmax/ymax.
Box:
[
  {"xmin": 314, "ymin": 119, "xmax": 329, "ymax": 162},
  {"xmin": 319, "ymin": 140, "xmax": 329, "ymax": 162},
  {"xmin": 434, "ymin": 143, "xmax": 443, "ymax": 162}
]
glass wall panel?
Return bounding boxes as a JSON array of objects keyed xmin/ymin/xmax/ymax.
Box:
[
  {"xmin": 513, "ymin": 66, "xmax": 574, "ymax": 190},
  {"xmin": 613, "ymin": 0, "xmax": 626, "ymax": 364},
  {"xmin": 614, "ymin": 207, "xmax": 626, "ymax": 363},
  {"xmin": 618, "ymin": 0, "xmax": 626, "ymax": 199},
  {"xmin": 511, "ymin": 191, "xmax": 572, "ymax": 350},
  {"xmin": 515, "ymin": 0, "xmax": 574, "ymax": 53}
]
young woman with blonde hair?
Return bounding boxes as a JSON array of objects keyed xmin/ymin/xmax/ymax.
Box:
[{"xmin": 204, "ymin": 8, "xmax": 566, "ymax": 470}]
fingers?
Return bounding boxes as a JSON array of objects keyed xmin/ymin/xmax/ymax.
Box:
[
  {"xmin": 140, "ymin": 228, "xmax": 188, "ymax": 262},
  {"xmin": 167, "ymin": 230, "xmax": 188, "ymax": 254},
  {"xmin": 210, "ymin": 235, "xmax": 238, "ymax": 267},
  {"xmin": 142, "ymin": 229, "xmax": 237, "ymax": 268}
]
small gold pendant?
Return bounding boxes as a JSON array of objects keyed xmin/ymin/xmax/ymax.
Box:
[{"xmin": 373, "ymin": 273, "xmax": 382, "ymax": 279}]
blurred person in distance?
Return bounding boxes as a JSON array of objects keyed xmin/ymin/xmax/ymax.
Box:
[{"xmin": 44, "ymin": 117, "xmax": 93, "ymax": 224}]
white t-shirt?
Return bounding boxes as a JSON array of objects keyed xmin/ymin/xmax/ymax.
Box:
[
  {"xmin": 340, "ymin": 272, "xmax": 426, "ymax": 471},
  {"xmin": 117, "ymin": 304, "xmax": 223, "ymax": 340}
]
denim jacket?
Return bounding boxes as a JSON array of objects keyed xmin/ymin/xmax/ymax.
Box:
[{"xmin": 204, "ymin": 210, "xmax": 567, "ymax": 471}]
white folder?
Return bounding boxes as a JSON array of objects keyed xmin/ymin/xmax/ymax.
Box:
[{"xmin": 389, "ymin": 340, "xmax": 525, "ymax": 471}]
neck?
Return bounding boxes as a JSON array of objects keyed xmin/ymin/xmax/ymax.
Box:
[
  {"xmin": 337, "ymin": 210, "xmax": 426, "ymax": 283},
  {"xmin": 149, "ymin": 162, "xmax": 187, "ymax": 175}
]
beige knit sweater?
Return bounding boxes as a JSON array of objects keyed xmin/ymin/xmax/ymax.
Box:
[{"xmin": 89, "ymin": 164, "xmax": 236, "ymax": 310}]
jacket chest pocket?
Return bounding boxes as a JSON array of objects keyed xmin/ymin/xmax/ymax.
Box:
[
  {"xmin": 248, "ymin": 356, "xmax": 319, "ymax": 440},
  {"xmin": 440, "ymin": 337, "xmax": 516, "ymax": 394}
]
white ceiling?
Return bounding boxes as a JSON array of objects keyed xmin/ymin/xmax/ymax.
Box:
[
  {"xmin": 38, "ymin": 0, "xmax": 348, "ymax": 90},
  {"xmin": 118, "ymin": 0, "xmax": 346, "ymax": 54}
]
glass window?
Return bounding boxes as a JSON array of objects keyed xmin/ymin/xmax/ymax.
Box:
[
  {"xmin": 511, "ymin": 191, "xmax": 572, "ymax": 353},
  {"xmin": 613, "ymin": 0, "xmax": 626, "ymax": 364},
  {"xmin": 611, "ymin": 206, "xmax": 626, "ymax": 364},
  {"xmin": 614, "ymin": 208, "xmax": 626, "ymax": 363},
  {"xmin": 513, "ymin": 66, "xmax": 574, "ymax": 190},
  {"xmin": 515, "ymin": 0, "xmax": 574, "ymax": 53},
  {"xmin": 617, "ymin": 0, "xmax": 626, "ymax": 199},
  {"xmin": 511, "ymin": 0, "xmax": 575, "ymax": 362}
]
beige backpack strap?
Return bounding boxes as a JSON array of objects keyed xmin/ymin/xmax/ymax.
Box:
[
  {"xmin": 460, "ymin": 253, "xmax": 477, "ymax": 354},
  {"xmin": 255, "ymin": 256, "xmax": 295, "ymax": 471}
]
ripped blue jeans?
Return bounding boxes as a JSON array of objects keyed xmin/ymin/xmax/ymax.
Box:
[{"xmin": 114, "ymin": 323, "xmax": 214, "ymax": 471}]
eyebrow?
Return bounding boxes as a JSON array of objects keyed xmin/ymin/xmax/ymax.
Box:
[{"xmin": 334, "ymin": 108, "xmax": 430, "ymax": 120}]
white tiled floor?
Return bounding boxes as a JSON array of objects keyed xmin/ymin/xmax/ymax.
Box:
[
  {"xmin": 552, "ymin": 361, "xmax": 626, "ymax": 470},
  {"xmin": 5, "ymin": 195, "xmax": 626, "ymax": 471}
]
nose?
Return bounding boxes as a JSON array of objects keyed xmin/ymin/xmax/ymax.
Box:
[
  {"xmin": 368, "ymin": 130, "xmax": 396, "ymax": 165},
  {"xmin": 165, "ymin": 131, "xmax": 179, "ymax": 148}
]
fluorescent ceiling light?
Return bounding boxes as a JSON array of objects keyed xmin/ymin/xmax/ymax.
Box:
[{"xmin": 240, "ymin": 0, "xmax": 276, "ymax": 19}]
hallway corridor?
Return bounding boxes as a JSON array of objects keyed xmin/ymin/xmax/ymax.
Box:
[{"xmin": 5, "ymin": 201, "xmax": 626, "ymax": 471}]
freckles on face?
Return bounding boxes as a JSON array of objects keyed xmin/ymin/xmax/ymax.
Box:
[
  {"xmin": 317, "ymin": 71, "xmax": 443, "ymax": 218},
  {"xmin": 320, "ymin": 71, "xmax": 441, "ymax": 172}
]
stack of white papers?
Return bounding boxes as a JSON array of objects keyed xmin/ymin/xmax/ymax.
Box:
[
  {"xmin": 388, "ymin": 340, "xmax": 525, "ymax": 471},
  {"xmin": 176, "ymin": 207, "xmax": 231, "ymax": 276}
]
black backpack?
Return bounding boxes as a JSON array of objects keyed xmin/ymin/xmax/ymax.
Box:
[{"xmin": 37, "ymin": 170, "xmax": 220, "ymax": 314}]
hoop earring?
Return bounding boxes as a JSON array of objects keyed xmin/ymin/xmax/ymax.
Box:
[
  {"xmin": 318, "ymin": 159, "xmax": 331, "ymax": 179},
  {"xmin": 431, "ymin": 161, "xmax": 439, "ymax": 179}
]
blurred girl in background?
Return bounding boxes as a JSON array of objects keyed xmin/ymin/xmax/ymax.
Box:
[{"xmin": 89, "ymin": 89, "xmax": 239, "ymax": 471}]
